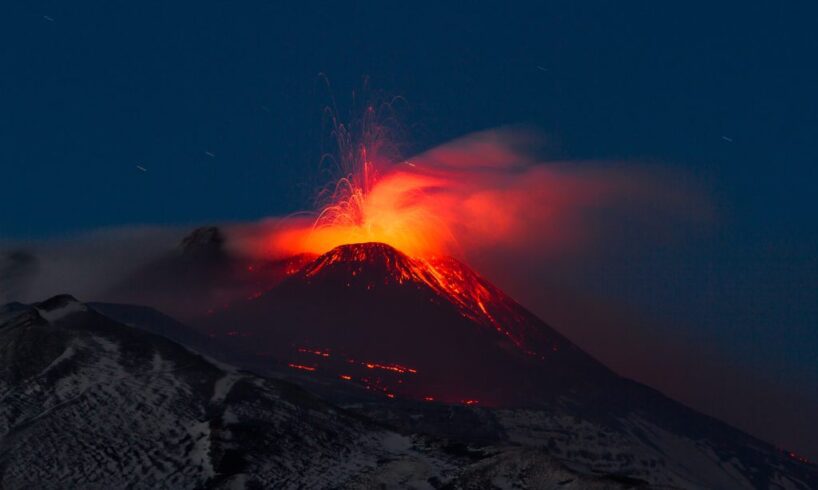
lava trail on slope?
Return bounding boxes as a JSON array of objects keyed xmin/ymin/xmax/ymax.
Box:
[{"xmin": 200, "ymin": 242, "xmax": 609, "ymax": 406}]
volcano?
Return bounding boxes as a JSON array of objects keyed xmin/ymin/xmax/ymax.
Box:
[
  {"xmin": 5, "ymin": 241, "xmax": 817, "ymax": 488},
  {"xmin": 190, "ymin": 241, "xmax": 818, "ymax": 488},
  {"xmin": 202, "ymin": 242, "xmax": 611, "ymax": 406}
]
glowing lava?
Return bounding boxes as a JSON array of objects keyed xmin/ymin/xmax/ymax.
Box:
[
  {"xmin": 300, "ymin": 242, "xmax": 535, "ymax": 351},
  {"xmin": 207, "ymin": 239, "xmax": 579, "ymax": 406},
  {"xmin": 265, "ymin": 92, "xmax": 470, "ymax": 259},
  {"xmin": 272, "ymin": 169, "xmax": 456, "ymax": 258}
]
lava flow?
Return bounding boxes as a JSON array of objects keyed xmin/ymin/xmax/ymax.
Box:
[
  {"xmin": 204, "ymin": 239, "xmax": 600, "ymax": 406},
  {"xmin": 300, "ymin": 242, "xmax": 534, "ymax": 351}
]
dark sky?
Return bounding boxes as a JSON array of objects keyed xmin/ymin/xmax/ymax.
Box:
[{"xmin": 2, "ymin": 2, "xmax": 817, "ymax": 457}]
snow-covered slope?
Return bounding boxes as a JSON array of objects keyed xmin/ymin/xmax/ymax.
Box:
[
  {"xmin": 0, "ymin": 295, "xmax": 652, "ymax": 489},
  {"xmin": 189, "ymin": 242, "xmax": 816, "ymax": 489},
  {"xmin": 341, "ymin": 395, "xmax": 817, "ymax": 490}
]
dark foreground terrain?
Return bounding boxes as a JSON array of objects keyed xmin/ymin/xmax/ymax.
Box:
[
  {"xmin": 1, "ymin": 295, "xmax": 665, "ymax": 488},
  {"xmin": 1, "ymin": 274, "xmax": 816, "ymax": 487}
]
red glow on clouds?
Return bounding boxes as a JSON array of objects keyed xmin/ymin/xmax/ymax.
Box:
[
  {"xmin": 269, "ymin": 170, "xmax": 453, "ymax": 258},
  {"xmin": 235, "ymin": 128, "xmax": 706, "ymax": 268}
]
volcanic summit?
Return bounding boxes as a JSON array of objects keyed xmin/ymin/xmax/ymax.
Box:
[
  {"xmin": 202, "ymin": 242, "xmax": 625, "ymax": 406},
  {"xmin": 3, "ymin": 237, "xmax": 816, "ymax": 488}
]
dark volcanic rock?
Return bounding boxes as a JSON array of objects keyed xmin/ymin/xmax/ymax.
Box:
[
  {"xmin": 0, "ymin": 296, "xmax": 654, "ymax": 489},
  {"xmin": 196, "ymin": 242, "xmax": 818, "ymax": 489},
  {"xmin": 179, "ymin": 226, "xmax": 227, "ymax": 261}
]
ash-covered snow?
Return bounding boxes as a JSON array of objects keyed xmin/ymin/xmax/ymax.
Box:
[
  {"xmin": 490, "ymin": 406, "xmax": 815, "ymax": 490},
  {"xmin": 35, "ymin": 296, "xmax": 87, "ymax": 323},
  {"xmin": 1, "ymin": 296, "xmax": 815, "ymax": 489},
  {"xmin": 211, "ymin": 372, "xmax": 244, "ymax": 404}
]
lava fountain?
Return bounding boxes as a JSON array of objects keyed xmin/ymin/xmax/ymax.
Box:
[
  {"xmin": 246, "ymin": 99, "xmax": 703, "ymax": 301},
  {"xmin": 260, "ymin": 110, "xmax": 551, "ymax": 353},
  {"xmin": 271, "ymin": 97, "xmax": 461, "ymax": 259}
]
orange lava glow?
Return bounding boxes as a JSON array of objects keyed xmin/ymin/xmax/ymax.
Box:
[
  {"xmin": 262, "ymin": 129, "xmax": 581, "ymax": 261},
  {"xmin": 272, "ymin": 170, "xmax": 456, "ymax": 258},
  {"xmin": 264, "ymin": 95, "xmax": 462, "ymax": 258},
  {"xmin": 288, "ymin": 363, "xmax": 316, "ymax": 372},
  {"xmin": 239, "ymin": 128, "xmax": 699, "ymax": 295},
  {"xmin": 301, "ymin": 242, "xmax": 535, "ymax": 350},
  {"xmin": 362, "ymin": 361, "xmax": 418, "ymax": 374},
  {"xmin": 298, "ymin": 347, "xmax": 331, "ymax": 358},
  {"xmin": 786, "ymin": 451, "xmax": 810, "ymax": 464}
]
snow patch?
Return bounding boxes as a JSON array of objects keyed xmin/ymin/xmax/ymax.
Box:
[
  {"xmin": 38, "ymin": 344, "xmax": 76, "ymax": 376},
  {"xmin": 380, "ymin": 432, "xmax": 413, "ymax": 453},
  {"xmin": 626, "ymin": 415, "xmax": 755, "ymax": 489},
  {"xmin": 222, "ymin": 407, "xmax": 240, "ymax": 425},
  {"xmin": 36, "ymin": 300, "xmax": 87, "ymax": 323},
  {"xmin": 211, "ymin": 373, "xmax": 243, "ymax": 404},
  {"xmin": 187, "ymin": 420, "xmax": 214, "ymax": 480}
]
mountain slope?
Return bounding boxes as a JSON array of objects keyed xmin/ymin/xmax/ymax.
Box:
[
  {"xmin": 197, "ymin": 242, "xmax": 817, "ymax": 489},
  {"xmin": 0, "ymin": 295, "xmax": 396, "ymax": 487},
  {"xmin": 203, "ymin": 242, "xmax": 609, "ymax": 406},
  {"xmin": 0, "ymin": 295, "xmax": 648, "ymax": 489}
]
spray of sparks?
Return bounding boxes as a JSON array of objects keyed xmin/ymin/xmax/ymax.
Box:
[{"xmin": 270, "ymin": 88, "xmax": 459, "ymax": 259}]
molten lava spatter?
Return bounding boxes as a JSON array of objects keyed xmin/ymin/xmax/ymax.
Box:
[
  {"xmin": 270, "ymin": 94, "xmax": 459, "ymax": 259},
  {"xmin": 273, "ymin": 171, "xmax": 456, "ymax": 259}
]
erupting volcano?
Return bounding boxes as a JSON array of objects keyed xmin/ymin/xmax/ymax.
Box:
[
  {"xmin": 188, "ymin": 234, "xmax": 818, "ymax": 489},
  {"xmin": 146, "ymin": 122, "xmax": 816, "ymax": 488},
  {"xmin": 8, "ymin": 129, "xmax": 813, "ymax": 490},
  {"xmin": 4, "ymin": 2, "xmax": 817, "ymax": 484},
  {"xmin": 211, "ymin": 122, "xmax": 617, "ymax": 406}
]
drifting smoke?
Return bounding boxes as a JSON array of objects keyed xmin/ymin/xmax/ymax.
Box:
[
  {"xmin": 0, "ymin": 226, "xmax": 184, "ymax": 304},
  {"xmin": 1, "ymin": 128, "xmax": 711, "ymax": 318},
  {"xmin": 232, "ymin": 128, "xmax": 712, "ymax": 267},
  {"xmin": 0, "ymin": 250, "xmax": 39, "ymax": 302}
]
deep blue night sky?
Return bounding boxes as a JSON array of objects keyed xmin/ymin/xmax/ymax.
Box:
[{"xmin": 2, "ymin": 2, "xmax": 817, "ymax": 456}]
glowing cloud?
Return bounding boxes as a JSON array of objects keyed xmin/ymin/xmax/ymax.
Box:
[{"xmin": 243, "ymin": 128, "xmax": 710, "ymax": 263}]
